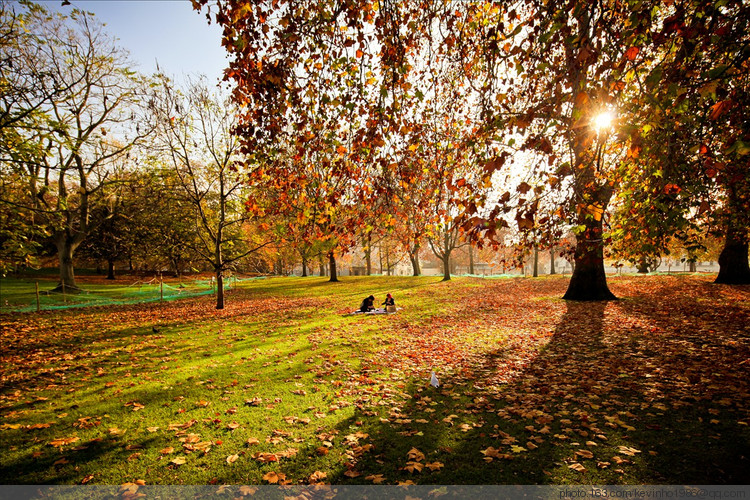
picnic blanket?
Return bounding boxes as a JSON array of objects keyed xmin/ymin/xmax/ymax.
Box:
[{"xmin": 350, "ymin": 307, "xmax": 400, "ymax": 315}]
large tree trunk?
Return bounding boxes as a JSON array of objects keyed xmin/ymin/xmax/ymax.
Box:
[
  {"xmin": 689, "ymin": 260, "xmax": 697, "ymax": 273},
  {"xmin": 106, "ymin": 259, "xmax": 115, "ymax": 280},
  {"xmin": 365, "ymin": 233, "xmax": 372, "ymax": 275},
  {"xmin": 170, "ymin": 256, "xmax": 182, "ymax": 278},
  {"xmin": 54, "ymin": 235, "xmax": 81, "ymax": 291},
  {"xmin": 328, "ymin": 251, "xmax": 339, "ymax": 282},
  {"xmin": 563, "ymin": 218, "xmax": 616, "ymax": 301},
  {"xmin": 301, "ymin": 257, "xmax": 308, "ymax": 277},
  {"xmin": 469, "ymin": 243, "xmax": 475, "ymax": 275},
  {"xmin": 441, "ymin": 230, "xmax": 452, "ymax": 281},
  {"xmin": 549, "ymin": 247, "xmax": 556, "ymax": 274},
  {"xmin": 215, "ymin": 233, "xmax": 225, "ymax": 309},
  {"xmin": 441, "ymin": 252, "xmax": 451, "ymax": 281},
  {"xmin": 532, "ymin": 245, "xmax": 539, "ymax": 277},
  {"xmin": 715, "ymin": 226, "xmax": 750, "ymax": 284},
  {"xmin": 636, "ymin": 256, "xmax": 650, "ymax": 274},
  {"xmin": 216, "ymin": 269, "xmax": 224, "ymax": 309},
  {"xmin": 409, "ymin": 247, "xmax": 421, "ymax": 276}
]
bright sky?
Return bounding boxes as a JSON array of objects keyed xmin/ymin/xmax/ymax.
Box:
[{"xmin": 46, "ymin": 0, "xmax": 229, "ymax": 83}]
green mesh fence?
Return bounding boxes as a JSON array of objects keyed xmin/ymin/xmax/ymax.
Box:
[{"xmin": 0, "ymin": 276, "xmax": 265, "ymax": 313}]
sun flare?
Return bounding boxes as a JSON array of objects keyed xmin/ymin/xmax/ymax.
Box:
[{"xmin": 593, "ymin": 110, "xmax": 615, "ymax": 132}]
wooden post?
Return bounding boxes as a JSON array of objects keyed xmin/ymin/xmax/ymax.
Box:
[{"xmin": 36, "ymin": 282, "xmax": 40, "ymax": 312}]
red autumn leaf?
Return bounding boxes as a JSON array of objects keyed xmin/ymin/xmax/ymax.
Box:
[
  {"xmin": 624, "ymin": 46, "xmax": 639, "ymax": 61},
  {"xmin": 709, "ymin": 100, "xmax": 732, "ymax": 121}
]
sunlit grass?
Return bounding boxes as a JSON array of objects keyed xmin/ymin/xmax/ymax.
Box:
[{"xmin": 1, "ymin": 274, "xmax": 748, "ymax": 485}]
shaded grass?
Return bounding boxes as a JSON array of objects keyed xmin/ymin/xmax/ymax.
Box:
[{"xmin": 0, "ymin": 275, "xmax": 748, "ymax": 485}]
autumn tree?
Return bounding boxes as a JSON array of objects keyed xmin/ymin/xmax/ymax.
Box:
[
  {"xmin": 621, "ymin": 0, "xmax": 750, "ymax": 284},
  {"xmin": 0, "ymin": 4, "xmax": 152, "ymax": 290},
  {"xmin": 191, "ymin": 1, "xmax": 443, "ymax": 280}
]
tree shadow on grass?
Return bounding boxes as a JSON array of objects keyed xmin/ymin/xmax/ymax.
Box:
[{"xmin": 273, "ymin": 278, "xmax": 750, "ymax": 484}]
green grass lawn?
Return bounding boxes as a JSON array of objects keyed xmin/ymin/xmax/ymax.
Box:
[{"xmin": 0, "ymin": 274, "xmax": 748, "ymax": 485}]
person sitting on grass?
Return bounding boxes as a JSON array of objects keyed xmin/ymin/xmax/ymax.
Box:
[
  {"xmin": 359, "ymin": 295, "xmax": 375, "ymax": 313},
  {"xmin": 382, "ymin": 293, "xmax": 395, "ymax": 312}
]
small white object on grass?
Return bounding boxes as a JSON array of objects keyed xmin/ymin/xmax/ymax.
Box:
[{"xmin": 430, "ymin": 371, "xmax": 439, "ymax": 388}]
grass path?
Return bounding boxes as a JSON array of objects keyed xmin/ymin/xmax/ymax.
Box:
[{"xmin": 1, "ymin": 275, "xmax": 748, "ymax": 484}]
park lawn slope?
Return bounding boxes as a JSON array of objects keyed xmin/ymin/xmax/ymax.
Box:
[{"xmin": 0, "ymin": 275, "xmax": 748, "ymax": 484}]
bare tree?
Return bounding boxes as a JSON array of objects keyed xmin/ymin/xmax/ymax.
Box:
[{"xmin": 155, "ymin": 76, "xmax": 269, "ymax": 309}]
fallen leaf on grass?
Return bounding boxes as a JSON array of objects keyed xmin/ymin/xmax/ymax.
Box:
[
  {"xmin": 262, "ymin": 471, "xmax": 286, "ymax": 484},
  {"xmin": 26, "ymin": 423, "xmax": 53, "ymax": 430},
  {"xmin": 568, "ymin": 462, "xmax": 586, "ymax": 472},
  {"xmin": 49, "ymin": 437, "xmax": 79, "ymax": 448},
  {"xmin": 170, "ymin": 457, "xmax": 186, "ymax": 466},
  {"xmin": 425, "ymin": 461, "xmax": 444, "ymax": 471},
  {"xmin": 159, "ymin": 447, "xmax": 174, "ymax": 455},
  {"xmin": 277, "ymin": 448, "xmax": 298, "ymax": 458},
  {"xmin": 308, "ymin": 470, "xmax": 327, "ymax": 483},
  {"xmin": 403, "ymin": 461, "xmax": 424, "ymax": 473},
  {"xmin": 252, "ymin": 452, "xmax": 279, "ymax": 463},
  {"xmin": 576, "ymin": 449, "xmax": 594, "ymax": 459},
  {"xmin": 226, "ymin": 454, "xmax": 239, "ymax": 464},
  {"xmin": 365, "ymin": 474, "xmax": 387, "ymax": 484},
  {"xmin": 617, "ymin": 446, "xmax": 641, "ymax": 456},
  {"xmin": 407, "ymin": 447, "xmax": 425, "ymax": 461}
]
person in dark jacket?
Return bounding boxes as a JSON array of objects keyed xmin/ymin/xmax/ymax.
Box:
[
  {"xmin": 382, "ymin": 293, "xmax": 395, "ymax": 311},
  {"xmin": 359, "ymin": 295, "xmax": 375, "ymax": 312}
]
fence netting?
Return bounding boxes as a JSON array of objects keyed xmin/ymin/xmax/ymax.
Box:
[{"xmin": 1, "ymin": 275, "xmax": 265, "ymax": 313}]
